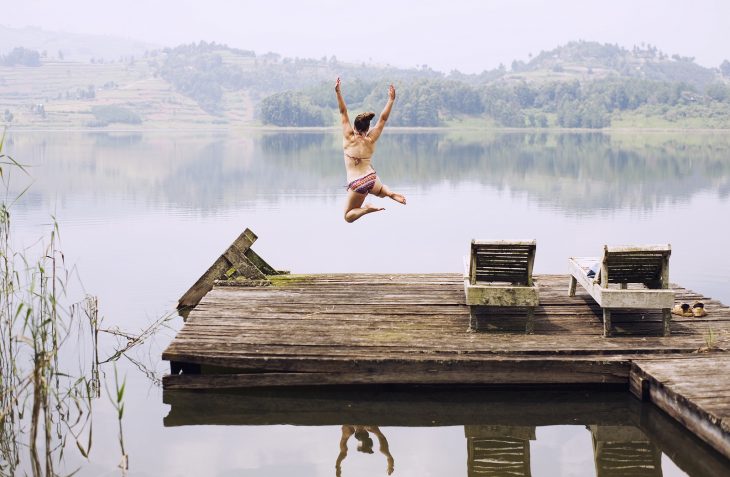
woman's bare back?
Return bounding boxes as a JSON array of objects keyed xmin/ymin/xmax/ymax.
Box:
[{"xmin": 343, "ymin": 133, "xmax": 376, "ymax": 180}]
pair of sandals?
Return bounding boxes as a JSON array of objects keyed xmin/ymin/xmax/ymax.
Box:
[{"xmin": 672, "ymin": 302, "xmax": 707, "ymax": 317}]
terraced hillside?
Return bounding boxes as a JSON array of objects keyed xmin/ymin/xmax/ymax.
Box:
[{"xmin": 1, "ymin": 38, "xmax": 729, "ymax": 129}]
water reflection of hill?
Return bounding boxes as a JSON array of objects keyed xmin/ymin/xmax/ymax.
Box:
[
  {"xmin": 6, "ymin": 131, "xmax": 730, "ymax": 214},
  {"xmin": 379, "ymin": 132, "xmax": 730, "ymax": 213}
]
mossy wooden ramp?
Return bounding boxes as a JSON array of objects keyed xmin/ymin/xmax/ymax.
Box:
[{"xmin": 177, "ymin": 228, "xmax": 288, "ymax": 311}]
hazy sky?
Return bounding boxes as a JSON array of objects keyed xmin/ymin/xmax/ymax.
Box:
[{"xmin": 3, "ymin": 0, "xmax": 729, "ymax": 73}]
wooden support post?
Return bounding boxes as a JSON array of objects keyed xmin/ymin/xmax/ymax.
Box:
[
  {"xmin": 638, "ymin": 378, "xmax": 650, "ymax": 401},
  {"xmin": 662, "ymin": 308, "xmax": 671, "ymax": 337},
  {"xmin": 245, "ymin": 248, "xmax": 278, "ymax": 275},
  {"xmin": 526, "ymin": 246, "xmax": 535, "ymax": 287},
  {"xmin": 660, "ymin": 250, "xmax": 670, "ymax": 289},
  {"xmin": 603, "ymin": 309, "xmax": 612, "ymax": 337},
  {"xmin": 525, "ymin": 307, "xmax": 535, "ymax": 334},
  {"xmin": 568, "ymin": 276, "xmax": 577, "ymax": 297},
  {"xmin": 469, "ymin": 242, "xmax": 477, "ymax": 285},
  {"xmin": 468, "ymin": 307, "xmax": 478, "ymax": 332},
  {"xmin": 620, "ymin": 283, "xmax": 628, "ymax": 290},
  {"xmin": 223, "ymin": 247, "xmax": 266, "ymax": 280},
  {"xmin": 170, "ymin": 361, "xmax": 201, "ymax": 375}
]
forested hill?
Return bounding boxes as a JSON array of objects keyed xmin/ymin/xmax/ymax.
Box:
[
  {"xmin": 2, "ymin": 37, "xmax": 730, "ymax": 129},
  {"xmin": 259, "ymin": 41, "xmax": 730, "ymax": 129}
]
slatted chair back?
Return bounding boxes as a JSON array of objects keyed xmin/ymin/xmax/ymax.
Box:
[
  {"xmin": 467, "ymin": 437, "xmax": 532, "ymax": 477},
  {"xmin": 600, "ymin": 245, "xmax": 671, "ymax": 289},
  {"xmin": 469, "ymin": 240, "xmax": 536, "ymax": 286}
]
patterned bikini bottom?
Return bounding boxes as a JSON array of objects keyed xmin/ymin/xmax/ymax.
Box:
[{"xmin": 347, "ymin": 171, "xmax": 378, "ymax": 195}]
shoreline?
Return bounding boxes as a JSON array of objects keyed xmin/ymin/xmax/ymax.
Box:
[{"xmin": 5, "ymin": 125, "xmax": 730, "ymax": 134}]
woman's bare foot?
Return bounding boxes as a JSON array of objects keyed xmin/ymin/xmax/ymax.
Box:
[
  {"xmin": 389, "ymin": 193, "xmax": 406, "ymax": 205},
  {"xmin": 363, "ymin": 203, "xmax": 385, "ymax": 213}
]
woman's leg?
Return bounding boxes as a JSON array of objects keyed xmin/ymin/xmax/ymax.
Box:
[
  {"xmin": 344, "ymin": 189, "xmax": 384, "ymax": 223},
  {"xmin": 372, "ymin": 178, "xmax": 406, "ymax": 204}
]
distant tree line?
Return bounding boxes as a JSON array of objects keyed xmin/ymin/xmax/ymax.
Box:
[
  {"xmin": 259, "ymin": 92, "xmax": 328, "ymax": 126},
  {"xmin": 260, "ymin": 76, "xmax": 730, "ymax": 128},
  {"xmin": 87, "ymin": 105, "xmax": 142, "ymax": 127},
  {"xmin": 1, "ymin": 47, "xmax": 41, "ymax": 67}
]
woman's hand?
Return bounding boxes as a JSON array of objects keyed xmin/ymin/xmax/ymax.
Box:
[
  {"xmin": 388, "ymin": 84, "xmax": 395, "ymax": 101},
  {"xmin": 335, "ymin": 77, "xmax": 341, "ymax": 94}
]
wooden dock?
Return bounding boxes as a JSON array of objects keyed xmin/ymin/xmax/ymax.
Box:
[
  {"xmin": 162, "ymin": 268, "xmax": 730, "ymax": 459},
  {"xmin": 163, "ymin": 273, "xmax": 728, "ymax": 388}
]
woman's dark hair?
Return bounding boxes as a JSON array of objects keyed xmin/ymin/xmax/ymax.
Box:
[
  {"xmin": 354, "ymin": 112, "xmax": 375, "ymax": 133},
  {"xmin": 354, "ymin": 429, "xmax": 374, "ymax": 454}
]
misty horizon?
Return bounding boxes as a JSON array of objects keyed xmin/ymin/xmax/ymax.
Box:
[
  {"xmin": 2, "ymin": 0, "xmax": 729, "ymax": 74},
  {"xmin": 2, "ymin": 23, "xmax": 726, "ymax": 76}
]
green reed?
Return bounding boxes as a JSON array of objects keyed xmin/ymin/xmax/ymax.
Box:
[
  {"xmin": 0, "ymin": 131, "xmax": 100, "ymax": 476},
  {"xmin": 0, "ymin": 129, "xmax": 180, "ymax": 475},
  {"xmin": 106, "ymin": 365, "xmax": 127, "ymax": 473}
]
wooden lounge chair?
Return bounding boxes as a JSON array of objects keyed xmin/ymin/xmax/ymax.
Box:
[
  {"xmin": 568, "ymin": 245, "xmax": 673, "ymax": 337},
  {"xmin": 464, "ymin": 240, "xmax": 539, "ymax": 333}
]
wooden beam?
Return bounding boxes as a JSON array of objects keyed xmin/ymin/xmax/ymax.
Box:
[
  {"xmin": 223, "ymin": 245, "xmax": 266, "ymax": 281},
  {"xmin": 178, "ymin": 228, "xmax": 260, "ymax": 309},
  {"xmin": 463, "ymin": 280, "xmax": 539, "ymax": 306},
  {"xmin": 472, "ymin": 239, "xmax": 536, "ymax": 247},
  {"xmin": 244, "ymin": 248, "xmax": 278, "ymax": 275},
  {"xmin": 162, "ymin": 358, "xmax": 631, "ymax": 389},
  {"xmin": 606, "ymin": 244, "xmax": 671, "ymax": 254}
]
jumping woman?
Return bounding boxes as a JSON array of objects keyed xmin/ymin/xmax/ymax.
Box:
[{"xmin": 335, "ymin": 77, "xmax": 406, "ymax": 223}]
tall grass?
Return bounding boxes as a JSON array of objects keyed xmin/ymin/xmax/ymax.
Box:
[
  {"xmin": 0, "ymin": 131, "xmax": 100, "ymax": 476},
  {"xmin": 0, "ymin": 129, "xmax": 177, "ymax": 475}
]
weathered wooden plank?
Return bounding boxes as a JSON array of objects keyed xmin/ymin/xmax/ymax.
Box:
[
  {"xmin": 472, "ymin": 240, "xmax": 536, "ymax": 247},
  {"xmin": 163, "ymin": 357, "xmax": 630, "ymax": 389},
  {"xmin": 605, "ymin": 245, "xmax": 672, "ymax": 254},
  {"xmin": 163, "ymin": 347, "xmax": 707, "ymax": 365},
  {"xmin": 222, "ymin": 246, "xmax": 266, "ymax": 281}
]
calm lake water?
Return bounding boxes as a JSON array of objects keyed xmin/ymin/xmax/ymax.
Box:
[{"xmin": 3, "ymin": 130, "xmax": 730, "ymax": 476}]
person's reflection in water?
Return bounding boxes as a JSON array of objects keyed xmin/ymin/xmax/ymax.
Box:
[{"xmin": 336, "ymin": 425, "xmax": 394, "ymax": 476}]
